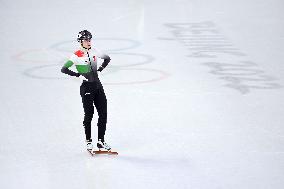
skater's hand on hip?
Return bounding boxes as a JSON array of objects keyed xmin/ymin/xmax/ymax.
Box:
[{"xmin": 97, "ymin": 66, "xmax": 104, "ymax": 72}]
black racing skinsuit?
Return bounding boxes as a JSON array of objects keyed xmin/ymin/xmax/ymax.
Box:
[{"xmin": 61, "ymin": 51, "xmax": 110, "ymax": 142}]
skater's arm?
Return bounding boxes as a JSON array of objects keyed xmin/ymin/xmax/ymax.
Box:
[
  {"xmin": 97, "ymin": 55, "xmax": 111, "ymax": 72},
  {"xmin": 95, "ymin": 48, "xmax": 111, "ymax": 72},
  {"xmin": 61, "ymin": 60, "xmax": 80, "ymax": 77}
]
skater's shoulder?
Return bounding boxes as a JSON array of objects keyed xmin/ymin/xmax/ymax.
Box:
[
  {"xmin": 91, "ymin": 47, "xmax": 103, "ymax": 54},
  {"xmin": 92, "ymin": 47, "xmax": 108, "ymax": 58}
]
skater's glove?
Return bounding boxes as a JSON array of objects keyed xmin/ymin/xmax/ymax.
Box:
[{"xmin": 97, "ymin": 66, "xmax": 104, "ymax": 72}]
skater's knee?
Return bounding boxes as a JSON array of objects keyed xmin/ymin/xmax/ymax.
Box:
[
  {"xmin": 84, "ymin": 114, "xmax": 93, "ymax": 122},
  {"xmin": 86, "ymin": 113, "xmax": 94, "ymax": 118},
  {"xmin": 99, "ymin": 112, "xmax": 107, "ymax": 120},
  {"xmin": 84, "ymin": 108, "xmax": 94, "ymax": 115},
  {"xmin": 83, "ymin": 121, "xmax": 91, "ymax": 127}
]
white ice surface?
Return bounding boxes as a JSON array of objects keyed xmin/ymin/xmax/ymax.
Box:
[{"xmin": 0, "ymin": 0, "xmax": 284, "ymax": 189}]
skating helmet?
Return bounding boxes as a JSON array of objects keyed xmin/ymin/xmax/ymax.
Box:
[{"xmin": 77, "ymin": 30, "xmax": 92, "ymax": 42}]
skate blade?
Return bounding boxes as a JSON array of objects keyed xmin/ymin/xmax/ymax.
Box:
[
  {"xmin": 87, "ymin": 149, "xmax": 118, "ymax": 156},
  {"xmin": 94, "ymin": 150, "xmax": 118, "ymax": 155}
]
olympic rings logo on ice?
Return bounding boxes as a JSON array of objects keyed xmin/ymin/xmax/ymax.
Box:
[{"xmin": 12, "ymin": 38, "xmax": 170, "ymax": 85}]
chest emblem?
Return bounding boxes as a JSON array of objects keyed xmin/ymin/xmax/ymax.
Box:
[{"xmin": 74, "ymin": 50, "xmax": 84, "ymax": 57}]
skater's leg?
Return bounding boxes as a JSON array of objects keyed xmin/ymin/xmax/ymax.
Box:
[
  {"xmin": 80, "ymin": 83, "xmax": 94, "ymax": 141},
  {"xmin": 93, "ymin": 87, "xmax": 107, "ymax": 142}
]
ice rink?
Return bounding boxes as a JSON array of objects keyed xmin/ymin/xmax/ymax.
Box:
[{"xmin": 1, "ymin": 0, "xmax": 284, "ymax": 188}]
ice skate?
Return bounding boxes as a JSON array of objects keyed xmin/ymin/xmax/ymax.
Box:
[
  {"xmin": 97, "ymin": 139, "xmax": 111, "ymax": 151},
  {"xmin": 89, "ymin": 139, "xmax": 118, "ymax": 155},
  {"xmin": 86, "ymin": 139, "xmax": 93, "ymax": 150}
]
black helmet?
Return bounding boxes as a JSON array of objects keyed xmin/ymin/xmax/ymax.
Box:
[{"xmin": 77, "ymin": 30, "xmax": 92, "ymax": 42}]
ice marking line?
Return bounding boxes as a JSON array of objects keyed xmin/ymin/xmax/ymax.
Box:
[
  {"xmin": 103, "ymin": 68, "xmax": 171, "ymax": 85},
  {"xmin": 13, "ymin": 49, "xmax": 154, "ymax": 67},
  {"xmin": 49, "ymin": 38, "xmax": 141, "ymax": 52},
  {"xmin": 23, "ymin": 64, "xmax": 68, "ymax": 80},
  {"xmin": 12, "ymin": 49, "xmax": 60, "ymax": 63},
  {"xmin": 13, "ymin": 38, "xmax": 142, "ymax": 64},
  {"xmin": 23, "ymin": 64, "xmax": 170, "ymax": 85},
  {"xmin": 106, "ymin": 52, "xmax": 154, "ymax": 67},
  {"xmin": 20, "ymin": 51, "xmax": 155, "ymax": 77},
  {"xmin": 18, "ymin": 38, "xmax": 170, "ymax": 85}
]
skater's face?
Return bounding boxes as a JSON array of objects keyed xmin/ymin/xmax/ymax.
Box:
[{"xmin": 81, "ymin": 39, "xmax": 92, "ymax": 49}]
